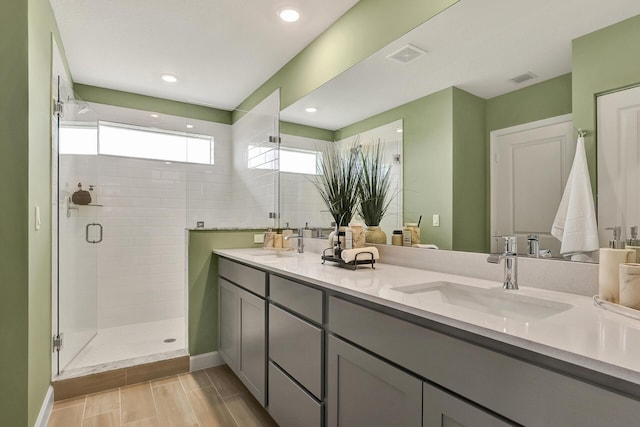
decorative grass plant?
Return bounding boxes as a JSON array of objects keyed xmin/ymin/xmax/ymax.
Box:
[
  {"xmin": 358, "ymin": 140, "xmax": 392, "ymax": 227},
  {"xmin": 311, "ymin": 141, "xmax": 361, "ymax": 228}
]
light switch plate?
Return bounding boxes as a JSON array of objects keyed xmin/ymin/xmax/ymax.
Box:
[
  {"xmin": 254, "ymin": 233, "xmax": 265, "ymax": 244},
  {"xmin": 432, "ymin": 214, "xmax": 440, "ymax": 227},
  {"xmin": 35, "ymin": 206, "xmax": 41, "ymax": 230}
]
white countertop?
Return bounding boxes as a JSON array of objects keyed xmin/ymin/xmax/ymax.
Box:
[{"xmin": 214, "ymin": 248, "xmax": 640, "ymax": 388}]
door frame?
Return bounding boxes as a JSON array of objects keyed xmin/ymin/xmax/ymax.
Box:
[{"xmin": 489, "ymin": 114, "xmax": 573, "ymax": 252}]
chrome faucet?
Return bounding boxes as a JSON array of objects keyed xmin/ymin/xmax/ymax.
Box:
[
  {"xmin": 284, "ymin": 228, "xmax": 305, "ymax": 253},
  {"xmin": 487, "ymin": 235, "xmax": 518, "ymax": 290}
]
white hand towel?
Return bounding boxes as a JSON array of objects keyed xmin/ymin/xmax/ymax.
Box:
[
  {"xmin": 341, "ymin": 247, "xmax": 380, "ymax": 263},
  {"xmin": 551, "ymin": 136, "xmax": 599, "ymax": 256}
]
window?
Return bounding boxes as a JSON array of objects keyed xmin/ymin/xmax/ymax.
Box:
[
  {"xmin": 247, "ymin": 145, "xmax": 319, "ymax": 175},
  {"xmin": 59, "ymin": 121, "xmax": 214, "ymax": 165},
  {"xmin": 59, "ymin": 125, "xmax": 98, "ymax": 155},
  {"xmin": 99, "ymin": 122, "xmax": 214, "ymax": 164}
]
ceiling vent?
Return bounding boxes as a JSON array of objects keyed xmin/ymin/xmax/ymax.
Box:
[
  {"xmin": 511, "ymin": 72, "xmax": 538, "ymax": 84},
  {"xmin": 386, "ymin": 44, "xmax": 427, "ymax": 64}
]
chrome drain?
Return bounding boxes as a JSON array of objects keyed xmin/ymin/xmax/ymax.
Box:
[{"xmin": 163, "ymin": 338, "xmax": 176, "ymax": 343}]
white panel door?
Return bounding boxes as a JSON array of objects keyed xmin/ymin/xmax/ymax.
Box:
[
  {"xmin": 597, "ymin": 86, "xmax": 640, "ymax": 246},
  {"xmin": 490, "ymin": 115, "xmax": 574, "ymax": 256}
]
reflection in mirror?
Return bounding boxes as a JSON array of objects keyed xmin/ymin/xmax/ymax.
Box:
[
  {"xmin": 231, "ymin": 89, "xmax": 280, "ymax": 229},
  {"xmin": 597, "ymin": 85, "xmax": 640, "ymax": 256},
  {"xmin": 338, "ymin": 120, "xmax": 403, "ymax": 242},
  {"xmin": 280, "ymin": 1, "xmax": 640, "ymax": 262},
  {"xmin": 279, "ymin": 120, "xmax": 403, "ymax": 243},
  {"xmin": 490, "ymin": 115, "xmax": 575, "ymax": 259}
]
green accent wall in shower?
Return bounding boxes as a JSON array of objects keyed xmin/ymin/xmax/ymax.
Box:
[
  {"xmin": 75, "ymin": 84, "xmax": 233, "ymax": 124},
  {"xmin": 573, "ymin": 13, "xmax": 640, "ymax": 193},
  {"xmin": 188, "ymin": 230, "xmax": 264, "ymax": 355}
]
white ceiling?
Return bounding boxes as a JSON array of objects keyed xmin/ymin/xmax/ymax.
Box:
[
  {"xmin": 51, "ymin": 0, "xmax": 640, "ymax": 130},
  {"xmin": 280, "ymin": 0, "xmax": 640, "ymax": 130},
  {"xmin": 51, "ymin": 0, "xmax": 359, "ymax": 110}
]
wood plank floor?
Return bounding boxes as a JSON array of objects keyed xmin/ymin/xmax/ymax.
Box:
[{"xmin": 48, "ymin": 365, "xmax": 278, "ymax": 427}]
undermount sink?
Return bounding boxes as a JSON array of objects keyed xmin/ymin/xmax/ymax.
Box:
[
  {"xmin": 392, "ymin": 281, "xmax": 572, "ymax": 321},
  {"xmin": 239, "ymin": 248, "xmax": 299, "ymax": 261}
]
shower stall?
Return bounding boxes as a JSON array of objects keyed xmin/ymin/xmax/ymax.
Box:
[{"xmin": 52, "ymin": 77, "xmax": 187, "ymax": 378}]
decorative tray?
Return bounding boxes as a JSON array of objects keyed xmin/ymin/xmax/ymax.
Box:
[
  {"xmin": 321, "ymin": 248, "xmax": 376, "ymax": 270},
  {"xmin": 593, "ymin": 295, "xmax": 640, "ymax": 321}
]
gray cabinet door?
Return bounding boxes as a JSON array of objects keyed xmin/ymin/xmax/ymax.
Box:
[
  {"xmin": 219, "ymin": 278, "xmax": 238, "ymax": 371},
  {"xmin": 423, "ymin": 382, "xmax": 515, "ymax": 427},
  {"xmin": 238, "ymin": 287, "xmax": 266, "ymax": 406},
  {"xmin": 327, "ymin": 335, "xmax": 422, "ymax": 427}
]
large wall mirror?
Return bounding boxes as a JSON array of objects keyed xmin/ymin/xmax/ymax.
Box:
[{"xmin": 279, "ymin": 0, "xmax": 640, "ymax": 263}]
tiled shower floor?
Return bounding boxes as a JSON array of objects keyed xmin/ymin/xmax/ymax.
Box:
[{"xmin": 63, "ymin": 317, "xmax": 186, "ymax": 375}]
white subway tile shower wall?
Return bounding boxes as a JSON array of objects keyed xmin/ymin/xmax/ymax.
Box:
[
  {"xmin": 94, "ymin": 156, "xmax": 187, "ymax": 328},
  {"xmin": 60, "ymin": 145, "xmax": 236, "ymax": 329}
]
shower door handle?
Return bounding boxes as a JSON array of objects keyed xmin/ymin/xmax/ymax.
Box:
[{"xmin": 86, "ymin": 223, "xmax": 103, "ymax": 244}]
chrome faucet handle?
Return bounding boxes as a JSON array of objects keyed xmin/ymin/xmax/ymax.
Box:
[
  {"xmin": 492, "ymin": 235, "xmax": 518, "ymax": 254},
  {"xmin": 284, "ymin": 228, "xmax": 305, "ymax": 253}
]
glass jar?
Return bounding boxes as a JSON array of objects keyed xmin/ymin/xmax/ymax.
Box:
[
  {"xmin": 403, "ymin": 223, "xmax": 421, "ymax": 246},
  {"xmin": 392, "ymin": 230, "xmax": 403, "ymax": 246}
]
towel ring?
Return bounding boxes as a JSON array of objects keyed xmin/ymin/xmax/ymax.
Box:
[{"xmin": 577, "ymin": 128, "xmax": 588, "ymax": 138}]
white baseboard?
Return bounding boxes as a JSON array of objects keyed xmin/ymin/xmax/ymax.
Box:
[
  {"xmin": 190, "ymin": 351, "xmax": 224, "ymax": 371},
  {"xmin": 35, "ymin": 385, "xmax": 54, "ymax": 427}
]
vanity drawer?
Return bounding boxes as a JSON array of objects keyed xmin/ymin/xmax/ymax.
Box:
[
  {"xmin": 270, "ymin": 274, "xmax": 323, "ymax": 323},
  {"xmin": 269, "ymin": 304, "xmax": 322, "ymax": 399},
  {"xmin": 219, "ymin": 257, "xmax": 266, "ymax": 297},
  {"xmin": 268, "ymin": 362, "xmax": 322, "ymax": 427}
]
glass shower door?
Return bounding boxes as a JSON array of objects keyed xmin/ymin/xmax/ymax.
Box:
[{"xmin": 54, "ymin": 76, "xmax": 100, "ymax": 374}]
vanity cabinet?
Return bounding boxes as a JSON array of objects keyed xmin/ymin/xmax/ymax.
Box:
[
  {"xmin": 268, "ymin": 274, "xmax": 324, "ymax": 427},
  {"xmin": 218, "ymin": 259, "xmax": 267, "ymax": 406},
  {"xmin": 422, "ymin": 382, "xmax": 513, "ymax": 427},
  {"xmin": 217, "ymin": 255, "xmax": 640, "ymax": 427},
  {"xmin": 327, "ymin": 335, "xmax": 422, "ymax": 427}
]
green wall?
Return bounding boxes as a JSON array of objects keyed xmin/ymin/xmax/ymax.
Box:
[
  {"xmin": 336, "ymin": 88, "xmax": 456, "ymax": 249},
  {"xmin": 280, "ymin": 121, "xmax": 334, "ymax": 141},
  {"xmin": 188, "ymin": 230, "xmax": 263, "ymax": 355},
  {"xmin": 0, "ymin": 0, "xmax": 67, "ymax": 424},
  {"xmin": 75, "ymin": 84, "xmax": 232, "ymax": 125},
  {"xmin": 572, "ymin": 14, "xmax": 640, "ymax": 194},
  {"xmin": 1, "ymin": 0, "xmax": 29, "ymax": 424},
  {"xmin": 486, "ymin": 74, "xmax": 573, "ymax": 133},
  {"xmin": 333, "ymin": 75, "xmax": 575, "ymax": 253},
  {"xmin": 234, "ymin": 0, "xmax": 458, "ymax": 121},
  {"xmin": 452, "ymin": 88, "xmax": 487, "ymax": 252}
]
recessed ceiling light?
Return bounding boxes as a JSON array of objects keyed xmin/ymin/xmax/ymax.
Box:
[
  {"xmin": 305, "ymin": 106, "xmax": 318, "ymax": 113},
  {"xmin": 186, "ymin": 124, "xmax": 194, "ymax": 129},
  {"xmin": 279, "ymin": 9, "xmax": 300, "ymax": 22},
  {"xmin": 161, "ymin": 74, "xmax": 178, "ymax": 83},
  {"xmin": 150, "ymin": 113, "xmax": 159, "ymax": 118}
]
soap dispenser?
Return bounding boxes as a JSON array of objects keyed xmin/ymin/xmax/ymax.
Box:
[
  {"xmin": 607, "ymin": 226, "xmax": 625, "ymax": 249},
  {"xmin": 626, "ymin": 226, "xmax": 640, "ymax": 262},
  {"xmin": 599, "ymin": 226, "xmax": 635, "ymax": 303}
]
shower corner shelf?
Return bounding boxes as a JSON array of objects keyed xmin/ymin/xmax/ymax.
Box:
[{"xmin": 66, "ymin": 202, "xmax": 104, "ymax": 217}]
